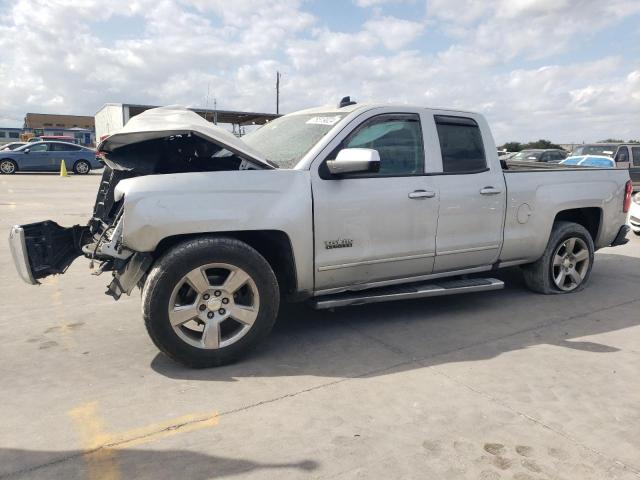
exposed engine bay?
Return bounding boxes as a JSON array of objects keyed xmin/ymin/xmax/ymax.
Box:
[{"xmin": 18, "ymin": 132, "xmax": 267, "ymax": 298}]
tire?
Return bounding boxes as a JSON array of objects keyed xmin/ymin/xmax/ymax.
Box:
[
  {"xmin": 521, "ymin": 221, "xmax": 594, "ymax": 294},
  {"xmin": 73, "ymin": 159, "xmax": 91, "ymax": 175},
  {"xmin": 142, "ymin": 236, "xmax": 280, "ymax": 368},
  {"xmin": 634, "ymin": 230, "xmax": 640, "ymax": 237},
  {"xmin": 0, "ymin": 159, "xmax": 17, "ymax": 174}
]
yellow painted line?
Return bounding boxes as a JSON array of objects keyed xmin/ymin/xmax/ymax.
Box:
[{"xmin": 69, "ymin": 401, "xmax": 219, "ymax": 480}]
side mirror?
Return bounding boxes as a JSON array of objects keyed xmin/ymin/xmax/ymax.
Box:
[
  {"xmin": 23, "ymin": 148, "xmax": 30, "ymax": 154},
  {"xmin": 326, "ymin": 148, "xmax": 380, "ymax": 175}
]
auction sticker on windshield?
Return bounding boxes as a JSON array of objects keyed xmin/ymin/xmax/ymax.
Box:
[{"xmin": 305, "ymin": 116, "xmax": 342, "ymax": 126}]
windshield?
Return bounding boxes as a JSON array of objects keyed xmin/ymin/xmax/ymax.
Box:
[
  {"xmin": 512, "ymin": 150, "xmax": 541, "ymax": 162},
  {"xmin": 572, "ymin": 145, "xmax": 616, "ymax": 156},
  {"xmin": 242, "ymin": 113, "xmax": 346, "ymax": 168}
]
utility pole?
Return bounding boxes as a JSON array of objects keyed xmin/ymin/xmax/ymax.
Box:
[
  {"xmin": 213, "ymin": 97, "xmax": 218, "ymax": 125},
  {"xmin": 276, "ymin": 71, "xmax": 281, "ymax": 115}
]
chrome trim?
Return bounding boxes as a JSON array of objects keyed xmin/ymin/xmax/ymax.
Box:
[
  {"xmin": 313, "ymin": 264, "xmax": 493, "ymax": 296},
  {"xmin": 436, "ymin": 244, "xmax": 500, "ymax": 256},
  {"xmin": 318, "ymin": 252, "xmax": 436, "ymax": 272},
  {"xmin": 8, "ymin": 226, "xmax": 38, "ymax": 285},
  {"xmin": 312, "ymin": 278, "xmax": 504, "ymax": 309}
]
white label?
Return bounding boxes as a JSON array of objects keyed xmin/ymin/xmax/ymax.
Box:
[{"xmin": 306, "ymin": 116, "xmax": 342, "ymax": 126}]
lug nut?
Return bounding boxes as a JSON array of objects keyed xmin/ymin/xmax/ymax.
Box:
[
  {"xmin": 207, "ymin": 312, "xmax": 214, "ymax": 319},
  {"xmin": 214, "ymin": 290, "xmax": 222, "ymax": 297},
  {"xmin": 218, "ymin": 308, "xmax": 226, "ymax": 315},
  {"xmin": 203, "ymin": 293, "xmax": 210, "ymax": 300},
  {"xmin": 222, "ymin": 298, "xmax": 229, "ymax": 304},
  {"xmin": 199, "ymin": 304, "xmax": 206, "ymax": 311}
]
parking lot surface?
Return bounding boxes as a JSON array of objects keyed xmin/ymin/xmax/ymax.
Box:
[{"xmin": 1, "ymin": 173, "xmax": 639, "ymax": 479}]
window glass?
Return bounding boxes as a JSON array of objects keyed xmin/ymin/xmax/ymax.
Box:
[
  {"xmin": 51, "ymin": 143, "xmax": 80, "ymax": 152},
  {"xmin": 341, "ymin": 115, "xmax": 424, "ymax": 176},
  {"xmin": 435, "ymin": 116, "xmax": 487, "ymax": 173},
  {"xmin": 29, "ymin": 143, "xmax": 48, "ymax": 152},
  {"xmin": 615, "ymin": 147, "xmax": 629, "ymax": 163},
  {"xmin": 632, "ymin": 147, "xmax": 640, "ymax": 167},
  {"xmin": 8, "ymin": 132, "xmax": 19, "ymax": 139},
  {"xmin": 0, "ymin": 132, "xmax": 6, "ymax": 138}
]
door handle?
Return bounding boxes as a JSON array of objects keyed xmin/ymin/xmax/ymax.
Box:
[
  {"xmin": 408, "ymin": 190, "xmax": 436, "ymax": 199},
  {"xmin": 480, "ymin": 186, "xmax": 502, "ymax": 195}
]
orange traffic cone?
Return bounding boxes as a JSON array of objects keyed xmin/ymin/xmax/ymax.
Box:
[{"xmin": 60, "ymin": 160, "xmax": 68, "ymax": 177}]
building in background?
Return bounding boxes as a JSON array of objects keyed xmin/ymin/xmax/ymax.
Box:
[
  {"xmin": 23, "ymin": 113, "xmax": 95, "ymax": 146},
  {"xmin": 0, "ymin": 127, "xmax": 24, "ymax": 145}
]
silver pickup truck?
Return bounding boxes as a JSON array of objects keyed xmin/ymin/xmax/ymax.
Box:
[{"xmin": 9, "ymin": 102, "xmax": 633, "ymax": 368}]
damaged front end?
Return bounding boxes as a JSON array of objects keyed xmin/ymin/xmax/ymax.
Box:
[{"xmin": 8, "ymin": 105, "xmax": 272, "ymax": 300}]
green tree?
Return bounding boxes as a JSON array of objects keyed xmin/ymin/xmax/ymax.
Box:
[
  {"xmin": 522, "ymin": 139, "xmax": 563, "ymax": 149},
  {"xmin": 499, "ymin": 142, "xmax": 522, "ymax": 152},
  {"xmin": 598, "ymin": 138, "xmax": 624, "ymax": 143}
]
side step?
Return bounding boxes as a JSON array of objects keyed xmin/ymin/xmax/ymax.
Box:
[{"xmin": 311, "ymin": 277, "xmax": 504, "ymax": 310}]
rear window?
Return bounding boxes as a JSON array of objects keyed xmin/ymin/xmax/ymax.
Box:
[{"xmin": 435, "ymin": 115, "xmax": 487, "ymax": 173}]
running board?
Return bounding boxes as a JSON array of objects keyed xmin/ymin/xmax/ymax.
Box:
[{"xmin": 311, "ymin": 277, "xmax": 504, "ymax": 310}]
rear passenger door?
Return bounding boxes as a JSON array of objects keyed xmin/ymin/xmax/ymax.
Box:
[
  {"xmin": 431, "ymin": 115, "xmax": 506, "ymax": 272},
  {"xmin": 49, "ymin": 143, "xmax": 80, "ymax": 170}
]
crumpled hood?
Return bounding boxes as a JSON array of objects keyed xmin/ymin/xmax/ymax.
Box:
[{"xmin": 97, "ymin": 105, "xmax": 274, "ymax": 169}]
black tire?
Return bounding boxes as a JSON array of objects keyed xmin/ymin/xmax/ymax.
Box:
[
  {"xmin": 73, "ymin": 159, "xmax": 91, "ymax": 175},
  {"xmin": 0, "ymin": 159, "xmax": 17, "ymax": 174},
  {"xmin": 142, "ymin": 236, "xmax": 280, "ymax": 368},
  {"xmin": 521, "ymin": 221, "xmax": 594, "ymax": 294},
  {"xmin": 634, "ymin": 230, "xmax": 640, "ymax": 237}
]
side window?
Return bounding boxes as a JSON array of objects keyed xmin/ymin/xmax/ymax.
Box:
[
  {"xmin": 632, "ymin": 147, "xmax": 640, "ymax": 167},
  {"xmin": 338, "ymin": 114, "xmax": 425, "ymax": 177},
  {"xmin": 29, "ymin": 143, "xmax": 48, "ymax": 152},
  {"xmin": 435, "ymin": 115, "xmax": 487, "ymax": 173},
  {"xmin": 615, "ymin": 147, "xmax": 629, "ymax": 163},
  {"xmin": 549, "ymin": 151, "xmax": 565, "ymax": 161},
  {"xmin": 51, "ymin": 143, "xmax": 79, "ymax": 152}
]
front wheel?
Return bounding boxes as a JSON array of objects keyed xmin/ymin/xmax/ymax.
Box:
[
  {"xmin": 522, "ymin": 221, "xmax": 594, "ymax": 294},
  {"xmin": 142, "ymin": 236, "xmax": 280, "ymax": 368},
  {"xmin": 0, "ymin": 159, "xmax": 17, "ymax": 174}
]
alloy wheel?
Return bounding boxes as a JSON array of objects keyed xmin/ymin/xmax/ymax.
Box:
[
  {"xmin": 168, "ymin": 263, "xmax": 260, "ymax": 349},
  {"xmin": 552, "ymin": 237, "xmax": 590, "ymax": 291}
]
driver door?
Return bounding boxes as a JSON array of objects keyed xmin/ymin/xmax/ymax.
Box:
[
  {"xmin": 22, "ymin": 143, "xmax": 50, "ymax": 170},
  {"xmin": 311, "ymin": 113, "xmax": 439, "ymax": 291}
]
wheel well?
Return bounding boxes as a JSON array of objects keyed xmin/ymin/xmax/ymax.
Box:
[
  {"xmin": 553, "ymin": 207, "xmax": 601, "ymax": 242},
  {"xmin": 154, "ymin": 231, "xmax": 298, "ymax": 295}
]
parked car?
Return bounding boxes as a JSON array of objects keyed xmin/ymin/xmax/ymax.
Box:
[
  {"xmin": 612, "ymin": 144, "xmax": 640, "ymax": 190},
  {"xmin": 9, "ymin": 104, "xmax": 632, "ymax": 368},
  {"xmin": 572, "ymin": 143, "xmax": 640, "ymax": 190},
  {"xmin": 0, "ymin": 142, "xmax": 27, "ymax": 151},
  {"xmin": 510, "ymin": 149, "xmax": 567, "ymax": 163},
  {"xmin": 0, "ymin": 141, "xmax": 100, "ymax": 174},
  {"xmin": 628, "ymin": 192, "xmax": 640, "ymax": 236},
  {"xmin": 560, "ymin": 155, "xmax": 615, "ymax": 168}
]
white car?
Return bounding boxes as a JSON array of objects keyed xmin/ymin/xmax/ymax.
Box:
[{"xmin": 629, "ymin": 192, "xmax": 640, "ymax": 236}]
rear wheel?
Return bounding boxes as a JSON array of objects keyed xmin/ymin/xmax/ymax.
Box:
[
  {"xmin": 73, "ymin": 160, "xmax": 91, "ymax": 175},
  {"xmin": 142, "ymin": 236, "xmax": 280, "ymax": 368},
  {"xmin": 0, "ymin": 159, "xmax": 17, "ymax": 174},
  {"xmin": 522, "ymin": 221, "xmax": 594, "ymax": 294}
]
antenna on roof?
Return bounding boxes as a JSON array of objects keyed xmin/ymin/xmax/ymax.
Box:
[{"xmin": 338, "ymin": 96, "xmax": 356, "ymax": 108}]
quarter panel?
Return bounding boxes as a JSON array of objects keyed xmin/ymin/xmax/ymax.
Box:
[{"xmin": 501, "ymin": 169, "xmax": 629, "ymax": 263}]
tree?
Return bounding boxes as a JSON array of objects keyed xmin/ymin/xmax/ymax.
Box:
[
  {"xmin": 499, "ymin": 142, "xmax": 522, "ymax": 152},
  {"xmin": 522, "ymin": 139, "xmax": 563, "ymax": 150},
  {"xmin": 598, "ymin": 138, "xmax": 624, "ymax": 143}
]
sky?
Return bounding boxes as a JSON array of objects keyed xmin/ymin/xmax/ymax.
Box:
[{"xmin": 0, "ymin": 0, "xmax": 638, "ymax": 144}]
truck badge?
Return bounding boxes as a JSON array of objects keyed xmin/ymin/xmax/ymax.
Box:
[{"xmin": 325, "ymin": 239, "xmax": 353, "ymax": 249}]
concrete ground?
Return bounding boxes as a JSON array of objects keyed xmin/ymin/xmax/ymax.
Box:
[{"xmin": 1, "ymin": 173, "xmax": 639, "ymax": 480}]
